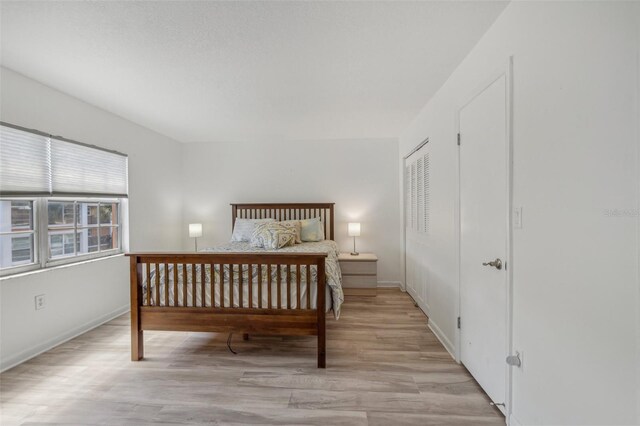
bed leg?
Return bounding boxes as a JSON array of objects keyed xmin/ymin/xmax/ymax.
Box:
[
  {"xmin": 242, "ymin": 333, "xmax": 249, "ymax": 341},
  {"xmin": 317, "ymin": 261, "xmax": 326, "ymax": 368},
  {"xmin": 132, "ymin": 329, "xmax": 144, "ymax": 361},
  {"xmin": 317, "ymin": 329, "xmax": 326, "ymax": 368},
  {"xmin": 130, "ymin": 255, "xmax": 144, "ymax": 361}
]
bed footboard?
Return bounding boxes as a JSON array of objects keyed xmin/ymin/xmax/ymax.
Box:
[{"xmin": 127, "ymin": 252, "xmax": 328, "ymax": 367}]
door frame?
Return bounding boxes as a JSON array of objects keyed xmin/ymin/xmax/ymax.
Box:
[{"xmin": 454, "ymin": 57, "xmax": 514, "ymax": 418}]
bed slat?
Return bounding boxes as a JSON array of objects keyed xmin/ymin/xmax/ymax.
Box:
[
  {"xmin": 306, "ymin": 264, "xmax": 311, "ymax": 309},
  {"xmin": 210, "ymin": 264, "xmax": 214, "ymax": 308},
  {"xmin": 155, "ymin": 263, "xmax": 160, "ymax": 307},
  {"xmin": 163, "ymin": 264, "xmax": 169, "ymax": 307},
  {"xmin": 248, "ymin": 264, "xmax": 254, "ymax": 308},
  {"xmin": 182, "ymin": 264, "xmax": 187, "ymax": 307},
  {"xmin": 258, "ymin": 265, "xmax": 263, "ymax": 308},
  {"xmin": 229, "ymin": 264, "xmax": 234, "ymax": 308},
  {"xmin": 267, "ymin": 264, "xmax": 272, "ymax": 308},
  {"xmin": 219, "ymin": 264, "xmax": 224, "ymax": 308},
  {"xmin": 200, "ymin": 264, "xmax": 206, "ymax": 307},
  {"xmin": 146, "ymin": 264, "xmax": 151, "ymax": 306},
  {"xmin": 296, "ymin": 264, "xmax": 301, "ymax": 309},
  {"xmin": 189, "ymin": 264, "xmax": 194, "ymax": 307},
  {"xmin": 286, "ymin": 264, "xmax": 291, "ymax": 309},
  {"xmin": 239, "ymin": 263, "xmax": 244, "ymax": 308},
  {"xmin": 173, "ymin": 263, "xmax": 178, "ymax": 307},
  {"xmin": 277, "ymin": 265, "xmax": 282, "ymax": 309}
]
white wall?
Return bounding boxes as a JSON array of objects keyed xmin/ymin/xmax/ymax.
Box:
[
  {"xmin": 181, "ymin": 139, "xmax": 401, "ymax": 285},
  {"xmin": 399, "ymin": 2, "xmax": 639, "ymax": 425},
  {"xmin": 0, "ymin": 67, "xmax": 184, "ymax": 371},
  {"xmin": 636, "ymin": 8, "xmax": 640, "ymax": 422}
]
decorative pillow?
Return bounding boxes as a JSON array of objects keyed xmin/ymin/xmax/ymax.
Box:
[
  {"xmin": 300, "ymin": 217, "xmax": 325, "ymax": 242},
  {"xmin": 278, "ymin": 220, "xmax": 302, "ymax": 244},
  {"xmin": 231, "ymin": 218, "xmax": 275, "ymax": 242},
  {"xmin": 250, "ymin": 222, "xmax": 297, "ymax": 249}
]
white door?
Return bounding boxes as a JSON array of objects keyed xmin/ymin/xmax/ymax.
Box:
[
  {"xmin": 405, "ymin": 161, "xmax": 419, "ymax": 301},
  {"xmin": 404, "ymin": 145, "xmax": 431, "ymax": 312},
  {"xmin": 459, "ymin": 74, "xmax": 508, "ymax": 408}
]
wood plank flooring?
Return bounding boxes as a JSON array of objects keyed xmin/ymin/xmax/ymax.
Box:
[{"xmin": 0, "ymin": 288, "xmax": 504, "ymax": 425}]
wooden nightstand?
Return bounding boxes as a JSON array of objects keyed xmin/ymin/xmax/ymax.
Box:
[{"xmin": 338, "ymin": 253, "xmax": 378, "ymax": 296}]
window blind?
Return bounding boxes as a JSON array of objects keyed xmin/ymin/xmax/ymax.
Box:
[
  {"xmin": 0, "ymin": 122, "xmax": 128, "ymax": 197},
  {"xmin": 0, "ymin": 125, "xmax": 51, "ymax": 196},
  {"xmin": 50, "ymin": 138, "xmax": 128, "ymax": 197}
]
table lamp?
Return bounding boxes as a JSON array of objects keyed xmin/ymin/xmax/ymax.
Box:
[
  {"xmin": 348, "ymin": 222, "xmax": 361, "ymax": 256},
  {"xmin": 189, "ymin": 223, "xmax": 202, "ymax": 251}
]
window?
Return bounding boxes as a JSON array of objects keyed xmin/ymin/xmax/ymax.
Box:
[
  {"xmin": 48, "ymin": 200, "xmax": 120, "ymax": 260},
  {"xmin": 0, "ymin": 122, "xmax": 127, "ymax": 276},
  {"xmin": 0, "ymin": 200, "xmax": 37, "ymax": 269}
]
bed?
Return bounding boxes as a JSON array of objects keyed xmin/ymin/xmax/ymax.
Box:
[{"xmin": 127, "ymin": 203, "xmax": 340, "ymax": 368}]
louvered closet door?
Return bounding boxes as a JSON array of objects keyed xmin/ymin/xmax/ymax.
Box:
[{"xmin": 404, "ymin": 144, "xmax": 431, "ymax": 313}]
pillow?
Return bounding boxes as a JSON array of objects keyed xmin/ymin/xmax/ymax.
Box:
[
  {"xmin": 231, "ymin": 218, "xmax": 275, "ymax": 242},
  {"xmin": 250, "ymin": 222, "xmax": 296, "ymax": 249},
  {"xmin": 278, "ymin": 220, "xmax": 302, "ymax": 244},
  {"xmin": 300, "ymin": 217, "xmax": 325, "ymax": 242}
]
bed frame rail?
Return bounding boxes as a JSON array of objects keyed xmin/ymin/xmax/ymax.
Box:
[{"xmin": 128, "ymin": 252, "xmax": 327, "ymax": 367}]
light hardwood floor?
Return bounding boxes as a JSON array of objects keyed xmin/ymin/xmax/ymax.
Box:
[{"xmin": 1, "ymin": 289, "xmax": 504, "ymax": 425}]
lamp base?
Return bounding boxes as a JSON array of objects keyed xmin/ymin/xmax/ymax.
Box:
[{"xmin": 350, "ymin": 252, "xmax": 360, "ymax": 256}]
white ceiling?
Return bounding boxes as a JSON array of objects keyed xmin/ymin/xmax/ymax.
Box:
[{"xmin": 1, "ymin": 1, "xmax": 507, "ymax": 143}]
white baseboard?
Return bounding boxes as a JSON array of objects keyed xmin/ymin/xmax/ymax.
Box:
[
  {"xmin": 0, "ymin": 304, "xmax": 129, "ymax": 372},
  {"xmin": 377, "ymin": 281, "xmax": 402, "ymax": 288},
  {"xmin": 428, "ymin": 318, "xmax": 456, "ymax": 361}
]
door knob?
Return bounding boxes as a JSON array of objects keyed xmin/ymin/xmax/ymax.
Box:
[{"xmin": 482, "ymin": 258, "xmax": 503, "ymax": 270}]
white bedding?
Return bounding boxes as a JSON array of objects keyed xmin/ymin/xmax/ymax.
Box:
[{"xmin": 143, "ymin": 240, "xmax": 344, "ymax": 318}]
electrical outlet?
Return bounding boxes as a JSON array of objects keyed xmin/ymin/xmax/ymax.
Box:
[{"xmin": 35, "ymin": 294, "xmax": 46, "ymax": 310}]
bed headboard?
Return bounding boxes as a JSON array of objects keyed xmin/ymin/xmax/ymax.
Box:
[{"xmin": 231, "ymin": 203, "xmax": 335, "ymax": 241}]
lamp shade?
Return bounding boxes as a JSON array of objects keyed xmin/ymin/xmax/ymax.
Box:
[
  {"xmin": 348, "ymin": 222, "xmax": 361, "ymax": 237},
  {"xmin": 188, "ymin": 223, "xmax": 203, "ymax": 238}
]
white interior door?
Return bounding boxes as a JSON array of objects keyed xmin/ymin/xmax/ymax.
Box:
[{"xmin": 459, "ymin": 74, "xmax": 508, "ymax": 408}]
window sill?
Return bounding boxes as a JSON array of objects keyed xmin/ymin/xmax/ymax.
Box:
[{"xmin": 0, "ymin": 253, "xmax": 125, "ymax": 281}]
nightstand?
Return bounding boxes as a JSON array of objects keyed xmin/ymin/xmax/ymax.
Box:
[{"xmin": 338, "ymin": 253, "xmax": 378, "ymax": 296}]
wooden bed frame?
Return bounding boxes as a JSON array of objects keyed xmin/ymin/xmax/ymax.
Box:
[{"xmin": 127, "ymin": 202, "xmax": 335, "ymax": 368}]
